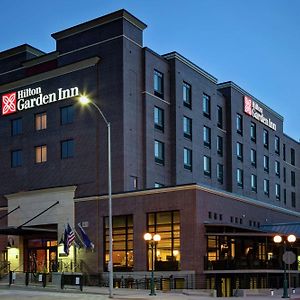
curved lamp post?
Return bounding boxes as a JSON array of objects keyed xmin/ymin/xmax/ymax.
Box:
[
  {"xmin": 79, "ymin": 96, "xmax": 113, "ymax": 298},
  {"xmin": 144, "ymin": 233, "xmax": 161, "ymax": 296},
  {"xmin": 273, "ymin": 234, "xmax": 296, "ymax": 298}
]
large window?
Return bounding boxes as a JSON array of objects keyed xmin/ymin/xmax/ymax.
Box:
[
  {"xmin": 237, "ymin": 168, "xmax": 243, "ymax": 187},
  {"xmin": 154, "ymin": 106, "xmax": 164, "ymax": 131},
  {"xmin": 217, "ymin": 105, "xmax": 223, "ymax": 129},
  {"xmin": 263, "ymin": 129, "xmax": 269, "ymax": 149},
  {"xmin": 35, "ymin": 112, "xmax": 47, "ymax": 131},
  {"xmin": 236, "ymin": 142, "xmax": 243, "ymax": 161},
  {"xmin": 147, "ymin": 211, "xmax": 180, "ymax": 271},
  {"xmin": 61, "ymin": 139, "xmax": 74, "ymax": 159},
  {"xmin": 204, "ymin": 155, "xmax": 211, "ymax": 177},
  {"xmin": 11, "ymin": 118, "xmax": 22, "ymax": 136},
  {"xmin": 183, "ymin": 82, "xmax": 191, "ymax": 108},
  {"xmin": 60, "ymin": 105, "xmax": 74, "ymax": 125},
  {"xmin": 154, "ymin": 140, "xmax": 164, "ymax": 165},
  {"xmin": 35, "ymin": 145, "xmax": 47, "ymax": 163},
  {"xmin": 183, "ymin": 116, "xmax": 192, "ymax": 139},
  {"xmin": 203, "ymin": 126, "xmax": 211, "ymax": 148},
  {"xmin": 154, "ymin": 70, "xmax": 164, "ymax": 98},
  {"xmin": 250, "ymin": 122, "xmax": 256, "ymax": 142},
  {"xmin": 11, "ymin": 149, "xmax": 22, "ymax": 167},
  {"xmin": 184, "ymin": 148, "xmax": 192, "ymax": 171},
  {"xmin": 251, "ymin": 149, "xmax": 257, "ymax": 167},
  {"xmin": 263, "ymin": 179, "xmax": 269, "ymax": 196},
  {"xmin": 203, "ymin": 94, "xmax": 210, "ymax": 118},
  {"xmin": 236, "ymin": 114, "xmax": 243, "ymax": 135},
  {"xmin": 104, "ymin": 215, "xmax": 133, "ymax": 271}
]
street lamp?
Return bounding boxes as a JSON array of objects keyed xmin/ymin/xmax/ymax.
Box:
[
  {"xmin": 144, "ymin": 233, "xmax": 161, "ymax": 296},
  {"xmin": 273, "ymin": 234, "xmax": 296, "ymax": 298},
  {"xmin": 79, "ymin": 95, "xmax": 113, "ymax": 298}
]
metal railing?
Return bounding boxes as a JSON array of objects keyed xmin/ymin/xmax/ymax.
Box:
[{"xmin": 0, "ymin": 261, "xmax": 10, "ymax": 279}]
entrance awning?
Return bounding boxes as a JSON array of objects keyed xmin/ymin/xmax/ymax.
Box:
[
  {"xmin": 0, "ymin": 226, "xmax": 57, "ymax": 236},
  {"xmin": 260, "ymin": 222, "xmax": 300, "ymax": 237}
]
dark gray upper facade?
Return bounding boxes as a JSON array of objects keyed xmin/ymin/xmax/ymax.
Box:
[{"xmin": 0, "ymin": 9, "xmax": 299, "ymax": 211}]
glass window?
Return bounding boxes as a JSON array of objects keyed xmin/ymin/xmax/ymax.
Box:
[
  {"xmin": 154, "ymin": 106, "xmax": 164, "ymax": 131},
  {"xmin": 154, "ymin": 182, "xmax": 164, "ymax": 188},
  {"xmin": 203, "ymin": 126, "xmax": 211, "ymax": 147},
  {"xmin": 291, "ymin": 148, "xmax": 295, "ymax": 166},
  {"xmin": 147, "ymin": 211, "xmax": 180, "ymax": 271},
  {"xmin": 104, "ymin": 215, "xmax": 133, "ymax": 271},
  {"xmin": 283, "ymin": 167, "xmax": 286, "ymax": 183},
  {"xmin": 204, "ymin": 155, "xmax": 211, "ymax": 177},
  {"xmin": 263, "ymin": 179, "xmax": 269, "ymax": 196},
  {"xmin": 291, "ymin": 192, "xmax": 296, "ymax": 208},
  {"xmin": 251, "ymin": 149, "xmax": 256, "ymax": 167},
  {"xmin": 275, "ymin": 184, "xmax": 281, "ymax": 200},
  {"xmin": 183, "ymin": 82, "xmax": 191, "ymax": 108},
  {"xmin": 275, "ymin": 136, "xmax": 280, "ymax": 155},
  {"xmin": 203, "ymin": 94, "xmax": 210, "ymax": 118},
  {"xmin": 60, "ymin": 105, "xmax": 74, "ymax": 125},
  {"xmin": 11, "ymin": 149, "xmax": 22, "ymax": 167},
  {"xmin": 154, "ymin": 70, "xmax": 164, "ymax": 98},
  {"xmin": 217, "ymin": 105, "xmax": 223, "ymax": 129},
  {"xmin": 291, "ymin": 171, "xmax": 296, "ymax": 187},
  {"xmin": 61, "ymin": 139, "xmax": 74, "ymax": 159},
  {"xmin": 236, "ymin": 142, "xmax": 243, "ymax": 161},
  {"xmin": 275, "ymin": 161, "xmax": 280, "ymax": 177},
  {"xmin": 217, "ymin": 163, "xmax": 223, "ymax": 184},
  {"xmin": 11, "ymin": 118, "xmax": 22, "ymax": 136},
  {"xmin": 184, "ymin": 148, "xmax": 192, "ymax": 171},
  {"xmin": 283, "ymin": 144, "xmax": 286, "ymax": 161},
  {"xmin": 154, "ymin": 140, "xmax": 164, "ymax": 165},
  {"xmin": 237, "ymin": 168, "xmax": 243, "ymax": 187},
  {"xmin": 251, "ymin": 174, "xmax": 257, "ymax": 192},
  {"xmin": 183, "ymin": 116, "xmax": 192, "ymax": 139},
  {"xmin": 263, "ymin": 129, "xmax": 269, "ymax": 149},
  {"xmin": 236, "ymin": 114, "xmax": 243, "ymax": 135},
  {"xmin": 250, "ymin": 122, "xmax": 256, "ymax": 142},
  {"xmin": 35, "ymin": 145, "xmax": 47, "ymax": 163},
  {"xmin": 263, "ymin": 155, "xmax": 269, "ymax": 172},
  {"xmin": 284, "ymin": 189, "xmax": 287, "ymax": 205},
  {"xmin": 35, "ymin": 112, "xmax": 47, "ymax": 131},
  {"xmin": 217, "ymin": 136, "xmax": 223, "ymax": 156}
]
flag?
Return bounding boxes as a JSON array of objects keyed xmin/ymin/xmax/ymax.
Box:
[
  {"xmin": 78, "ymin": 223, "xmax": 95, "ymax": 249},
  {"xmin": 64, "ymin": 223, "xmax": 75, "ymax": 255}
]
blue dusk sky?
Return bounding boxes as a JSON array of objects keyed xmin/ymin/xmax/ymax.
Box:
[{"xmin": 1, "ymin": 0, "xmax": 299, "ymax": 140}]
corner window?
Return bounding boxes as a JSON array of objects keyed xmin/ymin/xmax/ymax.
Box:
[
  {"xmin": 11, "ymin": 118, "xmax": 23, "ymax": 136},
  {"xmin": 217, "ymin": 105, "xmax": 223, "ymax": 129},
  {"xmin": 183, "ymin": 116, "xmax": 192, "ymax": 140},
  {"xmin": 275, "ymin": 136, "xmax": 280, "ymax": 155},
  {"xmin": 203, "ymin": 94, "xmax": 210, "ymax": 118},
  {"xmin": 35, "ymin": 112, "xmax": 47, "ymax": 131},
  {"xmin": 154, "ymin": 70, "xmax": 164, "ymax": 98},
  {"xmin": 236, "ymin": 114, "xmax": 243, "ymax": 135},
  {"xmin": 203, "ymin": 126, "xmax": 211, "ymax": 148},
  {"xmin": 263, "ymin": 179, "xmax": 269, "ymax": 196},
  {"xmin": 154, "ymin": 140, "xmax": 164, "ymax": 165},
  {"xmin": 61, "ymin": 139, "xmax": 74, "ymax": 159},
  {"xmin": 236, "ymin": 142, "xmax": 243, "ymax": 161},
  {"xmin": 35, "ymin": 145, "xmax": 47, "ymax": 163},
  {"xmin": 251, "ymin": 174, "xmax": 257, "ymax": 192},
  {"xmin": 250, "ymin": 122, "xmax": 256, "ymax": 142},
  {"xmin": 154, "ymin": 106, "xmax": 164, "ymax": 131},
  {"xmin": 183, "ymin": 82, "xmax": 191, "ymax": 108},
  {"xmin": 204, "ymin": 155, "xmax": 211, "ymax": 177},
  {"xmin": 11, "ymin": 149, "xmax": 22, "ymax": 167},
  {"xmin": 60, "ymin": 105, "xmax": 74, "ymax": 125},
  {"xmin": 263, "ymin": 129, "xmax": 269, "ymax": 149},
  {"xmin": 183, "ymin": 148, "xmax": 192, "ymax": 171},
  {"xmin": 237, "ymin": 168, "xmax": 243, "ymax": 187}
]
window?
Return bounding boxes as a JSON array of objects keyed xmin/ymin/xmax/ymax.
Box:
[
  {"xmin": 11, "ymin": 118, "xmax": 22, "ymax": 136},
  {"xmin": 154, "ymin": 106, "xmax": 164, "ymax": 131},
  {"xmin": 217, "ymin": 106, "xmax": 223, "ymax": 129},
  {"xmin": 275, "ymin": 184, "xmax": 281, "ymax": 200},
  {"xmin": 263, "ymin": 179, "xmax": 269, "ymax": 196},
  {"xmin": 35, "ymin": 112, "xmax": 47, "ymax": 131},
  {"xmin": 183, "ymin": 82, "xmax": 191, "ymax": 108},
  {"xmin": 131, "ymin": 176, "xmax": 138, "ymax": 190},
  {"xmin": 154, "ymin": 70, "xmax": 164, "ymax": 98},
  {"xmin": 291, "ymin": 192, "xmax": 296, "ymax": 208},
  {"xmin": 275, "ymin": 136, "xmax": 280, "ymax": 155},
  {"xmin": 291, "ymin": 171, "xmax": 296, "ymax": 187},
  {"xmin": 60, "ymin": 105, "xmax": 74, "ymax": 125},
  {"xmin": 11, "ymin": 150, "xmax": 22, "ymax": 167},
  {"xmin": 237, "ymin": 168, "xmax": 243, "ymax": 187},
  {"xmin": 203, "ymin": 94, "xmax": 210, "ymax": 118},
  {"xmin": 283, "ymin": 167, "xmax": 286, "ymax": 183},
  {"xmin": 208, "ymin": 212, "xmax": 212, "ymax": 219},
  {"xmin": 236, "ymin": 142, "xmax": 243, "ymax": 161},
  {"xmin": 154, "ymin": 182, "xmax": 164, "ymax": 188},
  {"xmin": 263, "ymin": 155, "xmax": 269, "ymax": 172},
  {"xmin": 251, "ymin": 149, "xmax": 257, "ymax": 167},
  {"xmin": 250, "ymin": 122, "xmax": 256, "ymax": 142},
  {"xmin": 61, "ymin": 139, "xmax": 74, "ymax": 159},
  {"xmin": 154, "ymin": 140, "xmax": 164, "ymax": 165},
  {"xmin": 283, "ymin": 144, "xmax": 286, "ymax": 161},
  {"xmin": 35, "ymin": 145, "xmax": 47, "ymax": 163},
  {"xmin": 183, "ymin": 116, "xmax": 192, "ymax": 139},
  {"xmin": 291, "ymin": 148, "xmax": 295, "ymax": 166},
  {"xmin": 275, "ymin": 161, "xmax": 280, "ymax": 177},
  {"xmin": 236, "ymin": 114, "xmax": 243, "ymax": 135},
  {"xmin": 217, "ymin": 136, "xmax": 223, "ymax": 156},
  {"xmin": 251, "ymin": 174, "xmax": 257, "ymax": 192},
  {"xmin": 203, "ymin": 126, "xmax": 211, "ymax": 148},
  {"xmin": 104, "ymin": 215, "xmax": 133, "ymax": 271},
  {"xmin": 263, "ymin": 129, "xmax": 269, "ymax": 149},
  {"xmin": 204, "ymin": 155, "xmax": 211, "ymax": 177},
  {"xmin": 217, "ymin": 163, "xmax": 223, "ymax": 184},
  {"xmin": 183, "ymin": 148, "xmax": 192, "ymax": 171},
  {"xmin": 284, "ymin": 189, "xmax": 287, "ymax": 205},
  {"xmin": 147, "ymin": 211, "xmax": 180, "ymax": 271}
]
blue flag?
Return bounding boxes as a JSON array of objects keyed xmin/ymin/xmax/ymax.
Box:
[{"xmin": 78, "ymin": 223, "xmax": 95, "ymax": 249}]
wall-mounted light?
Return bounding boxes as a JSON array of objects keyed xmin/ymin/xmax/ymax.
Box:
[{"xmin": 7, "ymin": 237, "xmax": 14, "ymax": 249}]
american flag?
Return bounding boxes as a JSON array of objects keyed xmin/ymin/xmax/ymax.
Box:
[{"xmin": 64, "ymin": 223, "xmax": 75, "ymax": 255}]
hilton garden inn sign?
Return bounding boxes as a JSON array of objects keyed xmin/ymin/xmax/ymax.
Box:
[{"xmin": 1, "ymin": 86, "xmax": 79, "ymax": 116}]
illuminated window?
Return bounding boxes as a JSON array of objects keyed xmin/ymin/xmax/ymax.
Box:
[
  {"xmin": 35, "ymin": 112, "xmax": 47, "ymax": 130},
  {"xmin": 35, "ymin": 145, "xmax": 47, "ymax": 163}
]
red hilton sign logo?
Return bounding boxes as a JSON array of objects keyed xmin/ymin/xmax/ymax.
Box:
[
  {"xmin": 244, "ymin": 96, "xmax": 252, "ymax": 116},
  {"xmin": 2, "ymin": 92, "xmax": 17, "ymax": 115}
]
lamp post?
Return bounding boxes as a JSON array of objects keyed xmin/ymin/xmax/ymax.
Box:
[
  {"xmin": 144, "ymin": 233, "xmax": 161, "ymax": 296},
  {"xmin": 273, "ymin": 234, "xmax": 296, "ymax": 298},
  {"xmin": 79, "ymin": 96, "xmax": 113, "ymax": 298}
]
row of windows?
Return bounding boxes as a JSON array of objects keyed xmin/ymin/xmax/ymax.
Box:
[
  {"xmin": 11, "ymin": 139, "xmax": 74, "ymax": 167},
  {"xmin": 11, "ymin": 105, "xmax": 74, "ymax": 136}
]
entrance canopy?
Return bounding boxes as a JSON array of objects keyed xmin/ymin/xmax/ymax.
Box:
[
  {"xmin": 260, "ymin": 222, "xmax": 300, "ymax": 238},
  {"xmin": 0, "ymin": 226, "xmax": 57, "ymax": 236}
]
